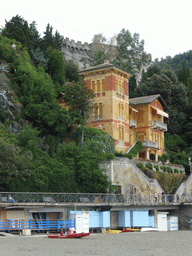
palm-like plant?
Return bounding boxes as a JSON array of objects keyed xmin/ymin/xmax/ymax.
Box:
[{"xmin": 0, "ymin": 62, "xmax": 10, "ymax": 74}]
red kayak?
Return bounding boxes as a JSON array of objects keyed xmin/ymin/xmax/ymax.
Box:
[
  {"xmin": 121, "ymin": 229, "xmax": 131, "ymax": 232},
  {"xmin": 47, "ymin": 230, "xmax": 91, "ymax": 239},
  {"xmin": 81, "ymin": 232, "xmax": 91, "ymax": 237}
]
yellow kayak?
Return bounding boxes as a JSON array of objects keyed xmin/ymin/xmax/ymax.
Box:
[{"xmin": 106, "ymin": 230, "xmax": 122, "ymax": 234}]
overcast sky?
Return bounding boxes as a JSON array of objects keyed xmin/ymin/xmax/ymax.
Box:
[{"xmin": 1, "ymin": 0, "xmax": 192, "ymax": 61}]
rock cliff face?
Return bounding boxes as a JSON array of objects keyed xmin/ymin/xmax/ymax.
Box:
[{"xmin": 0, "ymin": 73, "xmax": 23, "ymax": 134}]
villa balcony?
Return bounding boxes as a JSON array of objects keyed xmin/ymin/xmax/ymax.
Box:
[
  {"xmin": 118, "ymin": 115, "xmax": 124, "ymax": 121},
  {"xmin": 142, "ymin": 140, "xmax": 158, "ymax": 149},
  {"xmin": 94, "ymin": 115, "xmax": 103, "ymax": 121},
  {"xmin": 130, "ymin": 119, "xmax": 137, "ymax": 128},
  {"xmin": 150, "ymin": 120, "xmax": 167, "ymax": 131},
  {"xmin": 119, "ymin": 140, "xmax": 124, "ymax": 146}
]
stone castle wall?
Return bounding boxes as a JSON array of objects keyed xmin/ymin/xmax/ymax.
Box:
[
  {"xmin": 61, "ymin": 37, "xmax": 152, "ymax": 82},
  {"xmin": 61, "ymin": 37, "xmax": 92, "ymax": 69}
]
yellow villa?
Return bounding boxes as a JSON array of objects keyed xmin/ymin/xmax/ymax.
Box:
[
  {"xmin": 59, "ymin": 61, "xmax": 169, "ymax": 161},
  {"xmin": 129, "ymin": 94, "xmax": 169, "ymax": 161}
]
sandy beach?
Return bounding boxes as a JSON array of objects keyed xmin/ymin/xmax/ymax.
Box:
[{"xmin": 0, "ymin": 231, "xmax": 191, "ymax": 256}]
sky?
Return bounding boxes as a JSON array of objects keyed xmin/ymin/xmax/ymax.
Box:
[{"xmin": 1, "ymin": 0, "xmax": 192, "ymax": 61}]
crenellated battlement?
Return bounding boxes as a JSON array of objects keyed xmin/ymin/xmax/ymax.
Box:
[{"xmin": 63, "ymin": 37, "xmax": 91, "ymax": 51}]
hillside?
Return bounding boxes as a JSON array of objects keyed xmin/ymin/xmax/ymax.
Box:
[
  {"xmin": 154, "ymin": 50, "xmax": 192, "ymax": 74},
  {"xmin": 0, "ymin": 35, "xmax": 115, "ymax": 193}
]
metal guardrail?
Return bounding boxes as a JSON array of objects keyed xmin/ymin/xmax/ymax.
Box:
[
  {"xmin": 0, "ymin": 192, "xmax": 125, "ymax": 204},
  {"xmin": 0, "ymin": 219, "xmax": 75, "ymax": 232},
  {"xmin": 0, "ymin": 192, "xmax": 190, "ymax": 205}
]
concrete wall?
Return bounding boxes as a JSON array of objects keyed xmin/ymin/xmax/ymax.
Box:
[
  {"xmin": 176, "ymin": 173, "xmax": 192, "ymax": 197},
  {"xmin": 178, "ymin": 205, "xmax": 192, "ymax": 230},
  {"xmin": 102, "ymin": 157, "xmax": 163, "ymax": 197}
]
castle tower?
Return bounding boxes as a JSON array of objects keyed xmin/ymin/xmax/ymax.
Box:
[{"xmin": 79, "ymin": 61, "xmax": 132, "ymax": 152}]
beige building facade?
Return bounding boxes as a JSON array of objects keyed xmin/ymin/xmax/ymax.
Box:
[{"xmin": 78, "ymin": 62, "xmax": 169, "ymax": 160}]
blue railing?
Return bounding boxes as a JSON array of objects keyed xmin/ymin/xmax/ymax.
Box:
[{"xmin": 0, "ymin": 219, "xmax": 75, "ymax": 233}]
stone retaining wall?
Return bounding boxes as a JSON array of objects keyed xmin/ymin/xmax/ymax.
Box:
[
  {"xmin": 133, "ymin": 158, "xmax": 185, "ymax": 174},
  {"xmin": 102, "ymin": 157, "xmax": 163, "ymax": 197}
]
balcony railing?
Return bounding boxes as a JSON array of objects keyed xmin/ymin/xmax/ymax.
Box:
[
  {"xmin": 130, "ymin": 119, "xmax": 137, "ymax": 128},
  {"xmin": 150, "ymin": 120, "xmax": 167, "ymax": 131},
  {"xmin": 0, "ymin": 192, "xmax": 190, "ymax": 205},
  {"xmin": 118, "ymin": 115, "xmax": 124, "ymax": 121},
  {"xmin": 94, "ymin": 115, "xmax": 103, "ymax": 121},
  {"xmin": 142, "ymin": 140, "xmax": 158, "ymax": 149},
  {"xmin": 119, "ymin": 140, "xmax": 124, "ymax": 146}
]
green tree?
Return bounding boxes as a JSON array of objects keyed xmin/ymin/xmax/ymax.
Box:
[
  {"xmin": 0, "ymin": 137, "xmax": 33, "ymax": 191},
  {"xmin": 62, "ymin": 81, "xmax": 94, "ymax": 119},
  {"xmin": 41, "ymin": 24, "xmax": 63, "ymax": 51},
  {"xmin": 14, "ymin": 61, "xmax": 81, "ymax": 138},
  {"xmin": 114, "ymin": 29, "xmax": 149, "ymax": 74},
  {"xmin": 45, "ymin": 46, "xmax": 65, "ymax": 88},
  {"xmin": 53, "ymin": 30, "xmax": 63, "ymax": 51},
  {"xmin": 63, "ymin": 60, "xmax": 80, "ymax": 82},
  {"xmin": 2, "ymin": 15, "xmax": 40, "ymax": 52},
  {"xmin": 41, "ymin": 23, "xmax": 54, "ymax": 51},
  {"xmin": 165, "ymin": 133, "xmax": 187, "ymax": 152},
  {"xmin": 136, "ymin": 65, "xmax": 188, "ymax": 133},
  {"xmin": 73, "ymin": 126, "xmax": 115, "ymax": 154},
  {"xmin": 0, "ymin": 36, "xmax": 31, "ymax": 75},
  {"xmin": 31, "ymin": 47, "xmax": 48, "ymax": 69},
  {"xmin": 57, "ymin": 142, "xmax": 112, "ymax": 193}
]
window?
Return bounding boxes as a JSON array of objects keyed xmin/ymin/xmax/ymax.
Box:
[
  {"xmin": 119, "ymin": 126, "xmax": 124, "ymax": 143},
  {"xmin": 119, "ymin": 126, "xmax": 121, "ymax": 139},
  {"xmin": 118, "ymin": 103, "xmax": 124, "ymax": 120},
  {"xmin": 97, "ymin": 80, "xmax": 100, "ymax": 93},
  {"xmin": 121, "ymin": 82, "xmax": 124, "ymax": 95},
  {"xmin": 94, "ymin": 103, "xmax": 103, "ymax": 119},
  {"xmin": 94, "ymin": 103, "xmax": 98, "ymax": 116},
  {"xmin": 92, "ymin": 81, "xmax": 96, "ymax": 93},
  {"xmin": 118, "ymin": 103, "xmax": 121, "ymax": 116},
  {"xmin": 99, "ymin": 103, "xmax": 103, "ymax": 116},
  {"xmin": 116, "ymin": 80, "xmax": 118, "ymax": 92},
  {"xmin": 121, "ymin": 104, "xmax": 124, "ymax": 116},
  {"xmin": 102, "ymin": 79, "xmax": 105, "ymax": 92},
  {"xmin": 122, "ymin": 127, "xmax": 124, "ymax": 140},
  {"xmin": 119, "ymin": 81, "xmax": 121, "ymax": 94}
]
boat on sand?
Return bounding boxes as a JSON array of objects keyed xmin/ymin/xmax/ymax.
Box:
[{"xmin": 47, "ymin": 230, "xmax": 91, "ymax": 239}]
